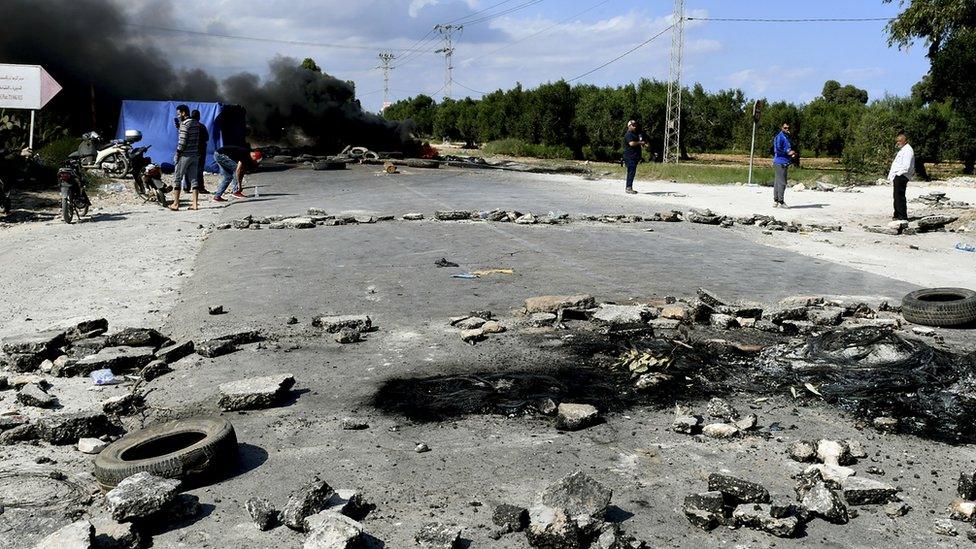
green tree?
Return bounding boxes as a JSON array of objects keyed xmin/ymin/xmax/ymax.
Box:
[
  {"xmin": 300, "ymin": 58, "xmax": 321, "ymax": 73},
  {"xmin": 886, "ymin": 0, "xmax": 976, "ymax": 172}
]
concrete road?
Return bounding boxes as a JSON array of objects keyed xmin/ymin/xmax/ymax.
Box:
[{"xmin": 140, "ymin": 166, "xmax": 964, "ymax": 547}]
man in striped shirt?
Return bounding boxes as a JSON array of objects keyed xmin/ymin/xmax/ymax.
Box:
[{"xmin": 169, "ymin": 104, "xmax": 201, "ymax": 211}]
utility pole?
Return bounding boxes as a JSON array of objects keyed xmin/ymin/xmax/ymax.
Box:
[
  {"xmin": 663, "ymin": 0, "xmax": 685, "ymax": 164},
  {"xmin": 377, "ymin": 52, "xmax": 396, "ymax": 110},
  {"xmin": 434, "ymin": 24, "xmax": 462, "ymax": 99}
]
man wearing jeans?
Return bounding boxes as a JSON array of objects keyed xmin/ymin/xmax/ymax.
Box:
[
  {"xmin": 213, "ymin": 145, "xmax": 260, "ymax": 202},
  {"xmin": 772, "ymin": 122, "xmax": 796, "ymax": 208},
  {"xmin": 169, "ymin": 104, "xmax": 201, "ymax": 211},
  {"xmin": 622, "ymin": 120, "xmax": 647, "ymax": 195},
  {"xmin": 888, "ymin": 132, "xmax": 915, "ymax": 221}
]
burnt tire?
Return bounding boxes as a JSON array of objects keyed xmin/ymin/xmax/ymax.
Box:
[
  {"xmin": 313, "ymin": 161, "xmax": 346, "ymax": 171},
  {"xmin": 902, "ymin": 287, "xmax": 976, "ymax": 327},
  {"xmin": 93, "ymin": 416, "xmax": 237, "ymax": 491}
]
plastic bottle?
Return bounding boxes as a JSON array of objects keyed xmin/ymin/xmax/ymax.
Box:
[{"xmin": 956, "ymin": 243, "xmax": 976, "ymax": 253}]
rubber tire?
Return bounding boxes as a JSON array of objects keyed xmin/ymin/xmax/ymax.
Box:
[
  {"xmin": 155, "ymin": 188, "xmax": 167, "ymax": 205},
  {"xmin": 902, "ymin": 287, "xmax": 976, "ymax": 327},
  {"xmin": 93, "ymin": 416, "xmax": 238, "ymax": 491},
  {"xmin": 133, "ymin": 175, "xmax": 147, "ymax": 197},
  {"xmin": 104, "ymin": 153, "xmax": 130, "ymax": 177},
  {"xmin": 61, "ymin": 197, "xmax": 73, "ymax": 224}
]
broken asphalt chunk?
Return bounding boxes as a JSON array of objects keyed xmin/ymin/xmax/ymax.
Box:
[
  {"xmin": 555, "ymin": 403, "xmax": 600, "ymax": 431},
  {"xmin": 707, "ymin": 474, "xmax": 770, "ymax": 504},
  {"xmin": 284, "ymin": 478, "xmax": 336, "ymax": 531},
  {"xmin": 524, "ymin": 295, "xmax": 596, "ymax": 314},
  {"xmin": 312, "ymin": 314, "xmax": 372, "ymax": 333},
  {"xmin": 106, "ymin": 472, "xmax": 180, "ymax": 522},
  {"xmin": 246, "ymin": 497, "xmax": 281, "ymax": 531},
  {"xmin": 304, "ymin": 511, "xmax": 364, "ymax": 548},
  {"xmin": 218, "ymin": 373, "xmax": 296, "ymax": 411}
]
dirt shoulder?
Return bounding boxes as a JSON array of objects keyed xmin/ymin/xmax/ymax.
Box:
[{"xmin": 0, "ymin": 175, "xmax": 224, "ymax": 340}]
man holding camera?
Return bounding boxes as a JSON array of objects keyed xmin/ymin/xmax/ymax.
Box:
[{"xmin": 623, "ymin": 120, "xmax": 648, "ymax": 195}]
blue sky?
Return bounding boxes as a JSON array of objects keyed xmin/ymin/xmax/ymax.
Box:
[{"xmin": 136, "ymin": 0, "xmax": 931, "ymax": 112}]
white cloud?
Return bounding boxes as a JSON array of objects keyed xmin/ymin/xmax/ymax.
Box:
[{"xmin": 727, "ymin": 66, "xmax": 815, "ymax": 94}]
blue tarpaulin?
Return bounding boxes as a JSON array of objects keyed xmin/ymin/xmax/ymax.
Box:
[{"xmin": 116, "ymin": 100, "xmax": 230, "ymax": 173}]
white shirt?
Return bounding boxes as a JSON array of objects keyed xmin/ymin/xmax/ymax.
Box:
[{"xmin": 888, "ymin": 143, "xmax": 915, "ymax": 182}]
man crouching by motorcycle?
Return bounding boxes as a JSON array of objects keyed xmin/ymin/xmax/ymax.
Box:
[
  {"xmin": 169, "ymin": 104, "xmax": 202, "ymax": 211},
  {"xmin": 212, "ymin": 146, "xmax": 262, "ymax": 202}
]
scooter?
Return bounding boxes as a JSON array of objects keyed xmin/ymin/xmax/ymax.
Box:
[
  {"xmin": 58, "ymin": 152, "xmax": 92, "ymax": 223},
  {"xmin": 78, "ymin": 130, "xmax": 143, "ymax": 176}
]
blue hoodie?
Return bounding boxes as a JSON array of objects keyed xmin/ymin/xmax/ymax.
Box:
[{"xmin": 773, "ymin": 131, "xmax": 792, "ymax": 166}]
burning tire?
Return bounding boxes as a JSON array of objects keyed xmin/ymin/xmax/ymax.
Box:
[
  {"xmin": 902, "ymin": 287, "xmax": 976, "ymax": 327},
  {"xmin": 93, "ymin": 416, "xmax": 237, "ymax": 490}
]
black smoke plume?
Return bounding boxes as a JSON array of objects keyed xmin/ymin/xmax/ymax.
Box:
[{"xmin": 2, "ymin": 0, "xmax": 410, "ymax": 152}]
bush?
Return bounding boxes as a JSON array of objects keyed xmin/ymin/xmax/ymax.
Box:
[
  {"xmin": 483, "ymin": 138, "xmax": 573, "ymax": 160},
  {"xmin": 37, "ymin": 136, "xmax": 81, "ymax": 169},
  {"xmin": 582, "ymin": 145, "xmax": 620, "ymax": 162}
]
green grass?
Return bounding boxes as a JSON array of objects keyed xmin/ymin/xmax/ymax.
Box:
[{"xmin": 603, "ymin": 162, "xmax": 844, "ymax": 186}]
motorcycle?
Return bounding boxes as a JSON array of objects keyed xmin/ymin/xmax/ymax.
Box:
[
  {"xmin": 78, "ymin": 130, "xmax": 142, "ymax": 177},
  {"xmin": 58, "ymin": 152, "xmax": 92, "ymax": 223},
  {"xmin": 129, "ymin": 145, "xmax": 170, "ymax": 205}
]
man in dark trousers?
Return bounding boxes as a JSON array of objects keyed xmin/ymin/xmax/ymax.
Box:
[
  {"xmin": 622, "ymin": 120, "xmax": 648, "ymax": 194},
  {"xmin": 191, "ymin": 109, "xmax": 210, "ymax": 194},
  {"xmin": 170, "ymin": 104, "xmax": 201, "ymax": 211},
  {"xmin": 888, "ymin": 132, "xmax": 915, "ymax": 220},
  {"xmin": 212, "ymin": 145, "xmax": 261, "ymax": 202},
  {"xmin": 772, "ymin": 122, "xmax": 796, "ymax": 208}
]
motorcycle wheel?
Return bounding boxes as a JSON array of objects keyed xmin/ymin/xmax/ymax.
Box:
[
  {"xmin": 105, "ymin": 153, "xmax": 131, "ymax": 177},
  {"xmin": 155, "ymin": 188, "xmax": 167, "ymax": 205},
  {"xmin": 78, "ymin": 192, "xmax": 90, "ymax": 217},
  {"xmin": 133, "ymin": 175, "xmax": 147, "ymax": 197},
  {"xmin": 61, "ymin": 197, "xmax": 73, "ymax": 224}
]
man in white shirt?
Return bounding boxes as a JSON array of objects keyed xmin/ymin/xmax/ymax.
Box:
[{"xmin": 888, "ymin": 132, "xmax": 915, "ymax": 221}]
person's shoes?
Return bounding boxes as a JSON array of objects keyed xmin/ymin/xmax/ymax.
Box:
[
  {"xmin": 779, "ymin": 202, "xmax": 788, "ymax": 209},
  {"xmin": 773, "ymin": 202, "xmax": 780, "ymax": 208},
  {"xmin": 625, "ymin": 189, "xmax": 637, "ymax": 195},
  {"xmin": 212, "ymin": 195, "xmax": 227, "ymax": 202},
  {"xmin": 197, "ymin": 187, "xmax": 210, "ymax": 195},
  {"xmin": 231, "ymin": 191, "xmax": 247, "ymax": 199}
]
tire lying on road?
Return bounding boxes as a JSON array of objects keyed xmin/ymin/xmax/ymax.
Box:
[
  {"xmin": 313, "ymin": 161, "xmax": 347, "ymax": 171},
  {"xmin": 93, "ymin": 416, "xmax": 237, "ymax": 491},
  {"xmin": 902, "ymin": 287, "xmax": 976, "ymax": 327}
]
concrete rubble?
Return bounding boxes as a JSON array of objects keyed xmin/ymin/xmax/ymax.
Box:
[
  {"xmin": 218, "ymin": 373, "xmax": 296, "ymax": 411},
  {"xmin": 106, "ymin": 472, "xmax": 181, "ymax": 522}
]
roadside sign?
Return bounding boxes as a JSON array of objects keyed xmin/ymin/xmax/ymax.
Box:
[
  {"xmin": 0, "ymin": 64, "xmax": 62, "ymax": 110},
  {"xmin": 752, "ymin": 100, "xmax": 764, "ymax": 123}
]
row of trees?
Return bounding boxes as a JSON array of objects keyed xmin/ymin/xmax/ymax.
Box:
[
  {"xmin": 384, "ymin": 1, "xmax": 976, "ymax": 177},
  {"xmin": 383, "ymin": 78, "xmax": 972, "ymax": 176}
]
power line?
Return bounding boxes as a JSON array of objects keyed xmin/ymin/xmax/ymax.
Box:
[
  {"xmin": 455, "ymin": 81, "xmax": 488, "ymax": 95},
  {"xmin": 460, "ymin": 0, "xmax": 547, "ymax": 26},
  {"xmin": 567, "ymin": 25, "xmax": 673, "ymax": 83},
  {"xmin": 464, "ymin": 0, "xmax": 613, "ymax": 66},
  {"xmin": 443, "ymin": 0, "xmax": 518, "ymax": 25},
  {"xmin": 127, "ymin": 23, "xmax": 413, "ymax": 52},
  {"xmin": 686, "ymin": 16, "xmax": 893, "ymax": 23}
]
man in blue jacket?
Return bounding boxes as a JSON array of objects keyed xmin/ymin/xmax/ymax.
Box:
[{"xmin": 772, "ymin": 122, "xmax": 796, "ymax": 208}]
